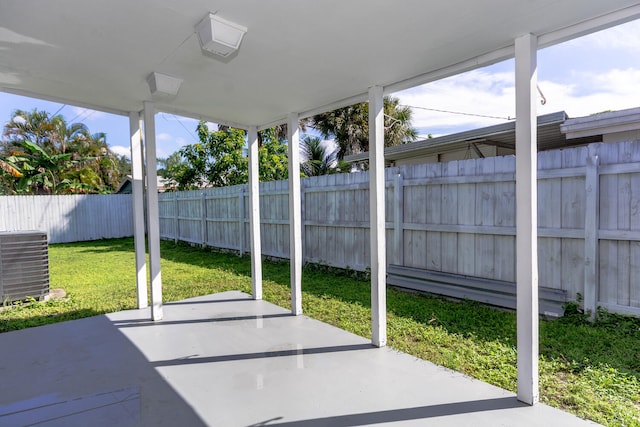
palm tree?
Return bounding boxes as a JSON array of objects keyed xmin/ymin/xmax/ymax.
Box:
[
  {"xmin": 2, "ymin": 109, "xmax": 56, "ymax": 154},
  {"xmin": 1, "ymin": 109, "xmax": 123, "ymax": 193},
  {"xmin": 50, "ymin": 115, "xmax": 90, "ymax": 154},
  {"xmin": 65, "ymin": 130, "xmax": 103, "ymax": 156},
  {"xmin": 305, "ymin": 95, "xmax": 417, "ymax": 158},
  {"xmin": 300, "ymin": 136, "xmax": 340, "ymax": 177}
]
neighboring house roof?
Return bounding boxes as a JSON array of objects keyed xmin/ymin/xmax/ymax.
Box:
[
  {"xmin": 116, "ymin": 176, "xmax": 171, "ymax": 194},
  {"xmin": 344, "ymin": 111, "xmax": 601, "ymax": 164},
  {"xmin": 115, "ymin": 178, "xmax": 133, "ymax": 194},
  {"xmin": 561, "ymin": 106, "xmax": 640, "ymax": 139}
]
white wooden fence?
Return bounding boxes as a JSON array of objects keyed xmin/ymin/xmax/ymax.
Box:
[
  {"xmin": 159, "ymin": 140, "xmax": 640, "ymax": 317},
  {"xmin": 0, "ymin": 194, "xmax": 133, "ymax": 243},
  {"xmin": 0, "ymin": 141, "xmax": 635, "ymax": 316}
]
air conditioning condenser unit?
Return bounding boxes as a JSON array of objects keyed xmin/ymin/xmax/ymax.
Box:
[{"xmin": 0, "ymin": 231, "xmax": 50, "ymax": 303}]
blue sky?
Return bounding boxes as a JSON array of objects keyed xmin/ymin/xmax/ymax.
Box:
[{"xmin": 1, "ymin": 19, "xmax": 639, "ymax": 158}]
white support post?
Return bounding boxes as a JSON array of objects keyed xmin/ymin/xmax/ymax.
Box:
[
  {"xmin": 129, "ymin": 111, "xmax": 148, "ymax": 309},
  {"xmin": 515, "ymin": 33, "xmax": 539, "ymax": 405},
  {"xmin": 288, "ymin": 113, "xmax": 303, "ymax": 315},
  {"xmin": 248, "ymin": 126, "xmax": 262, "ymax": 300},
  {"xmin": 369, "ymin": 85, "xmax": 387, "ymax": 348},
  {"xmin": 143, "ymin": 101, "xmax": 163, "ymax": 321}
]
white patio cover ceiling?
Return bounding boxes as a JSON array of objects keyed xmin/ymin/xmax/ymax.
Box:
[{"xmin": 1, "ymin": 1, "xmax": 639, "ymax": 128}]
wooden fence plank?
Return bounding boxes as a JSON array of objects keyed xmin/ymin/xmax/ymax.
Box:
[
  {"xmin": 457, "ymin": 159, "xmax": 476, "ymax": 276},
  {"xmin": 475, "ymin": 157, "xmax": 495, "ymax": 279},
  {"xmin": 441, "ymin": 161, "xmax": 459, "ymax": 274},
  {"xmin": 493, "ymin": 155, "xmax": 516, "ymax": 282},
  {"xmin": 425, "ymin": 162, "xmax": 443, "ymax": 272}
]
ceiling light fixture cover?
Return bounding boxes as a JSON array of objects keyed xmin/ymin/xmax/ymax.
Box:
[
  {"xmin": 146, "ymin": 72, "xmax": 183, "ymax": 97},
  {"xmin": 195, "ymin": 13, "xmax": 247, "ymax": 57}
]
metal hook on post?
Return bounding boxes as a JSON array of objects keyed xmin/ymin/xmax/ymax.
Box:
[{"xmin": 537, "ymin": 84, "xmax": 547, "ymax": 105}]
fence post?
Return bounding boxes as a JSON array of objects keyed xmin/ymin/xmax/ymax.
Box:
[
  {"xmin": 584, "ymin": 149, "xmax": 600, "ymax": 320},
  {"xmin": 394, "ymin": 173, "xmax": 404, "ymax": 266},
  {"xmin": 174, "ymin": 192, "xmax": 179, "ymax": 244},
  {"xmin": 201, "ymin": 192, "xmax": 207, "ymax": 248},
  {"xmin": 239, "ymin": 186, "xmax": 245, "ymax": 256}
]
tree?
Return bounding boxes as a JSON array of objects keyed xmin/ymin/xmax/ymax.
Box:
[
  {"xmin": 1, "ymin": 109, "xmax": 125, "ymax": 194},
  {"xmin": 305, "ymin": 95, "xmax": 417, "ymax": 158},
  {"xmin": 2, "ymin": 109, "xmax": 56, "ymax": 153},
  {"xmin": 157, "ymin": 152, "xmax": 184, "ymax": 178},
  {"xmin": 165, "ymin": 122, "xmax": 289, "ymax": 190},
  {"xmin": 0, "ymin": 140, "xmax": 80, "ymax": 194},
  {"xmin": 50, "ymin": 117, "xmax": 90, "ymax": 154},
  {"xmin": 258, "ymin": 127, "xmax": 288, "ymax": 182},
  {"xmin": 300, "ymin": 136, "xmax": 349, "ymax": 177}
]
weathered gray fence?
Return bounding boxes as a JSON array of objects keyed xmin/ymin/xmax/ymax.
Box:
[
  {"xmin": 0, "ymin": 194, "xmax": 133, "ymax": 243},
  {"xmin": 159, "ymin": 140, "xmax": 640, "ymax": 317}
]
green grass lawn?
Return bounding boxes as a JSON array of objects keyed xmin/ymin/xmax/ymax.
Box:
[{"xmin": 1, "ymin": 238, "xmax": 639, "ymax": 426}]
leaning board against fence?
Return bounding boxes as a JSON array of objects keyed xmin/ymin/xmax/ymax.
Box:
[{"xmin": 158, "ymin": 140, "xmax": 640, "ymax": 317}]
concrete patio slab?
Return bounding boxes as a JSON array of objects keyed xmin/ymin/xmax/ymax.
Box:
[{"xmin": 0, "ymin": 291, "xmax": 599, "ymax": 426}]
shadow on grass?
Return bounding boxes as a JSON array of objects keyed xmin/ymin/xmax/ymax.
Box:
[
  {"xmin": 0, "ymin": 308, "xmax": 103, "ymax": 333},
  {"xmin": 52, "ymin": 237, "xmax": 135, "ymax": 254},
  {"xmin": 159, "ymin": 241, "xmax": 254, "ymax": 277},
  {"xmin": 293, "ymin": 264, "xmax": 516, "ymax": 343}
]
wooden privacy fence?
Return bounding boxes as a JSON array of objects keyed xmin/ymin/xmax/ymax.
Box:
[
  {"xmin": 0, "ymin": 194, "xmax": 133, "ymax": 243},
  {"xmin": 159, "ymin": 140, "xmax": 640, "ymax": 317}
]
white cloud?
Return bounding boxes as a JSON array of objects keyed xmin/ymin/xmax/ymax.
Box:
[
  {"xmin": 394, "ymin": 69, "xmax": 516, "ymax": 134},
  {"xmin": 156, "ymin": 147, "xmax": 169, "ymax": 160},
  {"xmin": 176, "ymin": 137, "xmax": 188, "ymax": 147},
  {"xmin": 110, "ymin": 145, "xmax": 130, "ymax": 158},
  {"xmin": 538, "ymin": 68, "xmax": 640, "ymax": 118},
  {"xmin": 156, "ymin": 132, "xmax": 173, "ymax": 141},
  {"xmin": 394, "ymin": 64, "xmax": 640, "ymax": 137},
  {"xmin": 391, "ymin": 19, "xmax": 640, "ymax": 138},
  {"xmin": 12, "ymin": 115, "xmax": 26, "ymax": 124}
]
